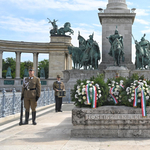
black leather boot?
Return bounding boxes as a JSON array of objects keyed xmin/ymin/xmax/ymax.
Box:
[
  {"xmin": 24, "ymin": 111, "xmax": 29, "ymax": 125},
  {"xmin": 32, "ymin": 111, "xmax": 37, "ymax": 125}
]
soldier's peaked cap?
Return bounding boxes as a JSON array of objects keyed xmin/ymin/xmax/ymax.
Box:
[
  {"xmin": 29, "ymin": 66, "xmax": 34, "ymax": 71},
  {"xmin": 57, "ymin": 75, "xmax": 61, "ymax": 78}
]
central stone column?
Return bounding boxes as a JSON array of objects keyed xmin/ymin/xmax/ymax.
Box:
[{"xmin": 98, "ymin": 0, "xmax": 136, "ymax": 70}]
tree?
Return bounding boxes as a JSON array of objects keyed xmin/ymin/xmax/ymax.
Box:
[{"xmin": 38, "ymin": 59, "xmax": 49, "ymax": 79}]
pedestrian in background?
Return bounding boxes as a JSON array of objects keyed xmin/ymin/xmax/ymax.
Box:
[{"xmin": 53, "ymin": 75, "xmax": 65, "ymax": 112}]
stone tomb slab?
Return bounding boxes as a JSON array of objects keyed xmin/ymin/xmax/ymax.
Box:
[{"xmin": 71, "ymin": 106, "xmax": 150, "ymax": 138}]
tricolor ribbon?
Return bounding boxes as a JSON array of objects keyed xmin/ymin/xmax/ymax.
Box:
[
  {"xmin": 85, "ymin": 83, "xmax": 97, "ymax": 108},
  {"xmin": 85, "ymin": 83, "xmax": 91, "ymax": 105},
  {"xmin": 92, "ymin": 86, "xmax": 97, "ymax": 108},
  {"xmin": 141, "ymin": 88, "xmax": 147, "ymax": 117},
  {"xmin": 133, "ymin": 86, "xmax": 138, "ymax": 107},
  {"xmin": 120, "ymin": 84, "xmax": 124, "ymax": 89},
  {"xmin": 133, "ymin": 87, "xmax": 147, "ymax": 117},
  {"xmin": 110, "ymin": 87, "xmax": 118, "ymax": 104}
]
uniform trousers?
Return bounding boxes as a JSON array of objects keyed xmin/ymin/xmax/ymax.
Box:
[
  {"xmin": 24, "ymin": 98, "xmax": 37, "ymax": 112},
  {"xmin": 55, "ymin": 96, "xmax": 62, "ymax": 111}
]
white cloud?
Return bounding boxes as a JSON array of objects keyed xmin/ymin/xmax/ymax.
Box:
[
  {"xmin": 126, "ymin": 2, "xmax": 133, "ymax": 6},
  {"xmin": 135, "ymin": 9, "xmax": 149, "ymax": 16},
  {"xmin": 141, "ymin": 27, "xmax": 150, "ymax": 34},
  {"xmin": 0, "ymin": 16, "xmax": 49, "ymax": 34},
  {"xmin": 135, "ymin": 18, "xmax": 149, "ymax": 25},
  {"xmin": 1, "ymin": 0, "xmax": 107, "ymax": 11}
]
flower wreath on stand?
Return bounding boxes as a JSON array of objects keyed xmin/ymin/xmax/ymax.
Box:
[
  {"xmin": 126, "ymin": 79, "xmax": 150, "ymax": 117},
  {"xmin": 71, "ymin": 74, "xmax": 109, "ymax": 108},
  {"xmin": 108, "ymin": 80, "xmax": 124, "ymax": 105},
  {"xmin": 74, "ymin": 80, "xmax": 101, "ymax": 108}
]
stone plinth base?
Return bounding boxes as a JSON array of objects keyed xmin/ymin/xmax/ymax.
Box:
[
  {"xmin": 104, "ymin": 66, "xmax": 129, "ymax": 82},
  {"xmin": 130, "ymin": 70, "xmax": 150, "ymax": 80},
  {"xmin": 71, "ymin": 106, "xmax": 150, "ymax": 138},
  {"xmin": 63, "ymin": 70, "xmax": 103, "ymax": 89}
]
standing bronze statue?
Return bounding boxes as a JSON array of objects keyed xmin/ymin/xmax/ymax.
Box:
[
  {"xmin": 47, "ymin": 18, "xmax": 58, "ymax": 35},
  {"xmin": 107, "ymin": 26, "xmax": 125, "ymax": 66}
]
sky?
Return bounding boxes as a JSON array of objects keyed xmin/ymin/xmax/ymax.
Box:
[{"xmin": 0, "ymin": 0, "xmax": 150, "ymax": 62}]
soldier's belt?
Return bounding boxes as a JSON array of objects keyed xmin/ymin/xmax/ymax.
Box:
[
  {"xmin": 56, "ymin": 90, "xmax": 66, "ymax": 98},
  {"xmin": 25, "ymin": 88, "xmax": 36, "ymax": 91}
]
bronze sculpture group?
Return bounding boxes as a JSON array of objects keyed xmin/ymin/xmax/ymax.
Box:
[
  {"xmin": 133, "ymin": 34, "xmax": 150, "ymax": 69},
  {"xmin": 68, "ymin": 32, "xmax": 101, "ymax": 70},
  {"xmin": 48, "ymin": 18, "xmax": 74, "ymax": 36},
  {"xmin": 48, "ymin": 18, "xmax": 150, "ymax": 70}
]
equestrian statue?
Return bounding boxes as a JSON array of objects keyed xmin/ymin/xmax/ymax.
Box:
[{"xmin": 68, "ymin": 32, "xmax": 101, "ymax": 70}]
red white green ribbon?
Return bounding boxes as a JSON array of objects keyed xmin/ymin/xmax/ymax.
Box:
[
  {"xmin": 141, "ymin": 88, "xmax": 147, "ymax": 117},
  {"xmin": 85, "ymin": 83, "xmax": 91, "ymax": 104},
  {"xmin": 120, "ymin": 85, "xmax": 124, "ymax": 89},
  {"xmin": 133, "ymin": 86, "xmax": 138, "ymax": 107},
  {"xmin": 85, "ymin": 83, "xmax": 97, "ymax": 108},
  {"xmin": 92, "ymin": 86, "xmax": 97, "ymax": 108},
  {"xmin": 110, "ymin": 87, "xmax": 118, "ymax": 104},
  {"xmin": 133, "ymin": 87, "xmax": 147, "ymax": 117}
]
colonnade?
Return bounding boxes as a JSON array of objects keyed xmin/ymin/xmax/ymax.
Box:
[{"xmin": 0, "ymin": 51, "xmax": 72, "ymax": 79}]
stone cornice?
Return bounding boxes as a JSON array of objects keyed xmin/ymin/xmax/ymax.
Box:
[
  {"xmin": 98, "ymin": 13, "xmax": 136, "ymax": 24},
  {"xmin": 0, "ymin": 39, "xmax": 71, "ymax": 53}
]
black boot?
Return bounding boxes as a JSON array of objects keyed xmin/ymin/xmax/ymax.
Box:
[
  {"xmin": 24, "ymin": 111, "xmax": 29, "ymax": 125},
  {"xmin": 32, "ymin": 111, "xmax": 37, "ymax": 125}
]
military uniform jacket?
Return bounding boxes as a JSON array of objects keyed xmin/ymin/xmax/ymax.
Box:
[
  {"xmin": 53, "ymin": 81, "xmax": 65, "ymax": 96},
  {"xmin": 21, "ymin": 76, "xmax": 41, "ymax": 99}
]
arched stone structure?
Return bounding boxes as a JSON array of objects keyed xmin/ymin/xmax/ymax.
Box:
[{"xmin": 0, "ymin": 35, "xmax": 72, "ymax": 90}]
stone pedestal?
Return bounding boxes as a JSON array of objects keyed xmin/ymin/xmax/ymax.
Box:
[
  {"xmin": 104, "ymin": 66, "xmax": 130, "ymax": 81},
  {"xmin": 48, "ymin": 35, "xmax": 72, "ymax": 79},
  {"xmin": 130, "ymin": 70, "xmax": 150, "ymax": 80},
  {"xmin": 98, "ymin": 0, "xmax": 136, "ymax": 70},
  {"xmin": 71, "ymin": 106, "xmax": 150, "ymax": 138},
  {"xmin": 63, "ymin": 70, "xmax": 103, "ymax": 89}
]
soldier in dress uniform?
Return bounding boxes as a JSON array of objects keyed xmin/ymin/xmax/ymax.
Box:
[
  {"xmin": 21, "ymin": 66, "xmax": 41, "ymax": 125},
  {"xmin": 53, "ymin": 75, "xmax": 65, "ymax": 112}
]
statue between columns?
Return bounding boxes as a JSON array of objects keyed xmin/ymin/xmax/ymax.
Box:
[
  {"xmin": 47, "ymin": 18, "xmax": 74, "ymax": 36},
  {"xmin": 40, "ymin": 67, "xmax": 45, "ymax": 79},
  {"xmin": 6, "ymin": 67, "xmax": 12, "ymax": 78}
]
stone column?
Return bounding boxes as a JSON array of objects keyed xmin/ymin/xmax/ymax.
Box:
[
  {"xmin": 0, "ymin": 51, "xmax": 3, "ymax": 78},
  {"xmin": 48, "ymin": 52, "xmax": 51, "ymax": 79},
  {"xmin": 33, "ymin": 53, "xmax": 39, "ymax": 76},
  {"xmin": 15, "ymin": 52, "xmax": 21, "ymax": 79},
  {"xmin": 67, "ymin": 53, "xmax": 72, "ymax": 70},
  {"xmin": 98, "ymin": 0, "xmax": 136, "ymax": 70}
]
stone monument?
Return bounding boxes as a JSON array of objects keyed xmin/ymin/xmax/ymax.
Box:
[{"xmin": 98, "ymin": 0, "xmax": 136, "ymax": 70}]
